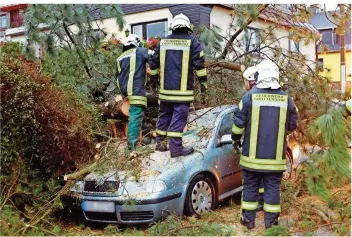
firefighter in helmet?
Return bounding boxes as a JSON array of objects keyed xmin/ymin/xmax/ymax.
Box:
[
  {"xmin": 116, "ymin": 34, "xmax": 150, "ymax": 150},
  {"xmin": 232, "ymin": 60, "xmax": 298, "ymax": 229},
  {"xmin": 149, "ymin": 13, "xmax": 207, "ymax": 158}
]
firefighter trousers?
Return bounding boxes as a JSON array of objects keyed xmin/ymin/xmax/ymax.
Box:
[
  {"xmin": 127, "ymin": 105, "xmax": 144, "ymax": 149},
  {"xmin": 156, "ymin": 102, "xmax": 190, "ymax": 153},
  {"xmin": 241, "ymin": 169, "xmax": 283, "ymax": 228}
]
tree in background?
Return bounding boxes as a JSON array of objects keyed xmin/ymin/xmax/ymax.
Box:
[
  {"xmin": 198, "ymin": 4, "xmax": 351, "ymax": 233},
  {"xmin": 24, "ymin": 4, "xmax": 125, "ymax": 103}
]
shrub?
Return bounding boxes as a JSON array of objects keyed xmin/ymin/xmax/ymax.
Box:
[{"xmin": 0, "ymin": 42, "xmax": 98, "ymax": 177}]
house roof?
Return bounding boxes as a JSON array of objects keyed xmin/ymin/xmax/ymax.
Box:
[
  {"xmin": 309, "ymin": 12, "xmax": 338, "ymax": 29},
  {"xmin": 219, "ymin": 4, "xmax": 319, "ymax": 35},
  {"xmin": 318, "ymin": 41, "xmax": 351, "ymax": 53},
  {"xmin": 261, "ymin": 6, "xmax": 319, "ymax": 34},
  {"xmin": 309, "ymin": 11, "xmax": 351, "ymax": 53}
]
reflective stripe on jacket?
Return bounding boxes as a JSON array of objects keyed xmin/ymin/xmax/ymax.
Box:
[
  {"xmin": 149, "ymin": 33, "xmax": 207, "ymax": 102},
  {"xmin": 116, "ymin": 47, "xmax": 149, "ymax": 107},
  {"xmin": 232, "ymin": 88, "xmax": 298, "ymax": 172}
]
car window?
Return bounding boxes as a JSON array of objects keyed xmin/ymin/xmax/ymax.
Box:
[{"xmin": 218, "ymin": 112, "xmax": 233, "ymax": 138}]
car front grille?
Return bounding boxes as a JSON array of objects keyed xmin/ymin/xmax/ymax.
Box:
[
  {"xmin": 85, "ymin": 211, "xmax": 117, "ymax": 222},
  {"xmin": 84, "ymin": 181, "xmax": 119, "ymax": 193},
  {"xmin": 120, "ymin": 211, "xmax": 154, "ymax": 221}
]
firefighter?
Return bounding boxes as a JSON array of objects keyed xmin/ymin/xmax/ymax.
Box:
[
  {"xmin": 241, "ymin": 65, "xmax": 265, "ymax": 211},
  {"xmin": 116, "ymin": 34, "xmax": 150, "ymax": 150},
  {"xmin": 232, "ymin": 60, "xmax": 298, "ymax": 229},
  {"xmin": 149, "ymin": 13, "xmax": 207, "ymax": 158},
  {"xmin": 242, "ymin": 65, "xmax": 258, "ymax": 91}
]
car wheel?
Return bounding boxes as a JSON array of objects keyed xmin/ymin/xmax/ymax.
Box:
[{"xmin": 184, "ymin": 174, "xmax": 216, "ymax": 216}]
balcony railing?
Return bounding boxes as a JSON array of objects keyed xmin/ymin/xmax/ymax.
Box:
[{"xmin": 10, "ymin": 15, "xmax": 23, "ymax": 28}]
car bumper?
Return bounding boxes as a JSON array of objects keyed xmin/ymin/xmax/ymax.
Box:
[{"xmin": 65, "ymin": 187, "xmax": 186, "ymax": 225}]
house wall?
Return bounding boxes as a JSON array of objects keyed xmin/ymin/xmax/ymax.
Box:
[
  {"xmin": 210, "ymin": 5, "xmax": 316, "ymax": 67},
  {"xmin": 121, "ymin": 4, "xmax": 212, "ymax": 30},
  {"xmin": 71, "ymin": 4, "xmax": 213, "ymax": 41},
  {"xmin": 318, "ymin": 51, "xmax": 352, "ymax": 82},
  {"xmin": 68, "ymin": 8, "xmax": 174, "ymax": 41}
]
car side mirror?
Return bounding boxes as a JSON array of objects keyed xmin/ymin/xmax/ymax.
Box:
[{"xmin": 219, "ymin": 134, "xmax": 232, "ymax": 146}]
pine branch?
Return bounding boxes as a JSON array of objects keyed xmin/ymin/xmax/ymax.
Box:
[{"xmin": 62, "ymin": 21, "xmax": 93, "ymax": 79}]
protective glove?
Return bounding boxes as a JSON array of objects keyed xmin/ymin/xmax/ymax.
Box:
[
  {"xmin": 200, "ymin": 82, "xmax": 207, "ymax": 94},
  {"xmin": 232, "ymin": 140, "xmax": 242, "ymax": 153}
]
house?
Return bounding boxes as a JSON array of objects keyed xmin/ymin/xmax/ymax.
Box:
[
  {"xmin": 0, "ymin": 4, "xmax": 48, "ymax": 57},
  {"xmin": 0, "ymin": 4, "xmax": 28, "ymax": 42},
  {"xmin": 101, "ymin": 4, "xmax": 319, "ymax": 67},
  {"xmin": 309, "ymin": 9, "xmax": 351, "ymax": 90},
  {"xmin": 0, "ymin": 3, "xmax": 318, "ymax": 67}
]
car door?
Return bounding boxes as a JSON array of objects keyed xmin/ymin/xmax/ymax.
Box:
[{"xmin": 215, "ymin": 112, "xmax": 242, "ymax": 194}]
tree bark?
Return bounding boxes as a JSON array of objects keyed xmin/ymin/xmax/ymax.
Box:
[
  {"xmin": 218, "ymin": 4, "xmax": 269, "ymax": 60},
  {"xmin": 99, "ymin": 98, "xmax": 130, "ymax": 117},
  {"xmin": 64, "ymin": 162, "xmax": 97, "ymax": 181},
  {"xmin": 206, "ymin": 60, "xmax": 245, "ymax": 72}
]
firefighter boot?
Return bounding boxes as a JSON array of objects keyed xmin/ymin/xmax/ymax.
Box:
[
  {"xmin": 240, "ymin": 215, "xmax": 255, "ymax": 230},
  {"xmin": 155, "ymin": 142, "xmax": 168, "ymax": 152},
  {"xmin": 170, "ymin": 146, "xmax": 194, "ymax": 158},
  {"xmin": 265, "ymin": 217, "xmax": 279, "ymax": 229}
]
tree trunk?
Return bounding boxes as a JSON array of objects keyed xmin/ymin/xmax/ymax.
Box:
[
  {"xmin": 206, "ymin": 60, "xmax": 245, "ymax": 72},
  {"xmin": 99, "ymin": 98, "xmax": 130, "ymax": 117}
]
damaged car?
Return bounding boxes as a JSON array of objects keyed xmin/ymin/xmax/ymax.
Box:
[{"xmin": 64, "ymin": 105, "xmax": 297, "ymax": 225}]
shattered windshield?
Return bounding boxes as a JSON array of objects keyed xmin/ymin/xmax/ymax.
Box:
[{"xmin": 186, "ymin": 107, "xmax": 219, "ymax": 135}]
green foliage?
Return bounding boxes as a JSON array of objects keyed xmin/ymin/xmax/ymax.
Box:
[
  {"xmin": 304, "ymin": 107, "xmax": 351, "ymax": 198},
  {"xmin": 264, "ymin": 225, "xmax": 290, "ymax": 236},
  {"xmin": 0, "ymin": 42, "xmax": 97, "ymax": 176},
  {"xmin": 300, "ymin": 215, "xmax": 315, "ymax": 235},
  {"xmin": 198, "ymin": 24, "xmax": 224, "ymax": 59},
  {"xmin": 148, "ymin": 214, "xmax": 233, "ymax": 236},
  {"xmin": 24, "ymin": 4, "xmax": 125, "ymax": 102},
  {"xmin": 103, "ymin": 225, "xmax": 120, "ymax": 235}
]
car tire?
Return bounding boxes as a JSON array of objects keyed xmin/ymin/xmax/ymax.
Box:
[{"xmin": 184, "ymin": 174, "xmax": 216, "ymax": 216}]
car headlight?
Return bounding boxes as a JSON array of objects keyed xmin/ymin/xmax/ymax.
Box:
[
  {"xmin": 144, "ymin": 180, "xmax": 167, "ymax": 193},
  {"xmin": 151, "ymin": 180, "xmax": 167, "ymax": 193},
  {"xmin": 70, "ymin": 181, "xmax": 84, "ymax": 193},
  {"xmin": 121, "ymin": 180, "xmax": 166, "ymax": 194}
]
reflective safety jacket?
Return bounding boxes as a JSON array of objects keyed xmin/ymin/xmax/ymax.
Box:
[
  {"xmin": 116, "ymin": 47, "xmax": 149, "ymax": 107},
  {"xmin": 149, "ymin": 33, "xmax": 207, "ymax": 102},
  {"xmin": 232, "ymin": 87, "xmax": 298, "ymax": 172}
]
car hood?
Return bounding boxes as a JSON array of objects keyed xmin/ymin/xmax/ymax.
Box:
[{"xmin": 84, "ymin": 124, "xmax": 210, "ymax": 183}]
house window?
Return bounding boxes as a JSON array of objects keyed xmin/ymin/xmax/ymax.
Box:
[
  {"xmin": 245, "ymin": 27, "xmax": 260, "ymax": 52},
  {"xmin": 318, "ymin": 58, "xmax": 324, "ymax": 72},
  {"xmin": 10, "ymin": 9, "xmax": 24, "ymax": 28},
  {"xmin": 132, "ymin": 20, "xmax": 168, "ymax": 39},
  {"xmin": 289, "ymin": 40, "xmax": 300, "ymax": 53},
  {"xmin": 0, "ymin": 14, "xmax": 8, "ymax": 28}
]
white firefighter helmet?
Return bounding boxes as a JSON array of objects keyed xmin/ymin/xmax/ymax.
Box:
[
  {"xmin": 243, "ymin": 66, "xmax": 257, "ymax": 81},
  {"xmin": 170, "ymin": 13, "xmax": 191, "ymax": 31},
  {"xmin": 123, "ymin": 34, "xmax": 141, "ymax": 47},
  {"xmin": 255, "ymin": 60, "xmax": 281, "ymax": 89}
]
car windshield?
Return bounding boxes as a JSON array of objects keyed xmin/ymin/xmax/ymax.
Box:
[
  {"xmin": 185, "ymin": 106, "xmax": 234, "ymax": 136},
  {"xmin": 187, "ymin": 108, "xmax": 219, "ymax": 129}
]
